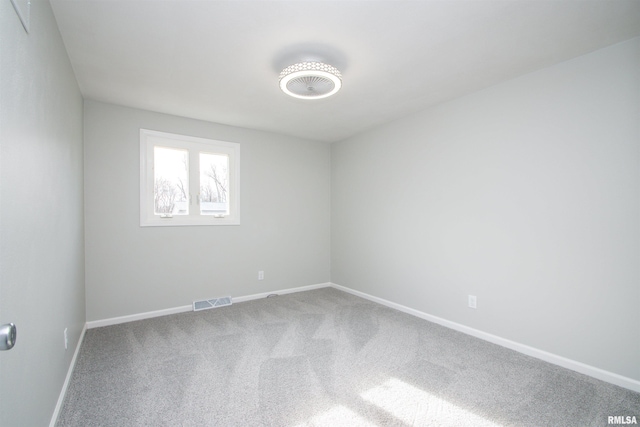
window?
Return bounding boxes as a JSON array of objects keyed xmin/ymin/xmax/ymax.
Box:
[{"xmin": 140, "ymin": 129, "xmax": 240, "ymax": 226}]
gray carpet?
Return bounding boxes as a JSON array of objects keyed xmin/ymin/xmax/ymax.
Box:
[{"xmin": 57, "ymin": 287, "xmax": 639, "ymax": 426}]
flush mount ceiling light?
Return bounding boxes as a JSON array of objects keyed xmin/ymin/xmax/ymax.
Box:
[{"xmin": 279, "ymin": 61, "xmax": 342, "ymax": 100}]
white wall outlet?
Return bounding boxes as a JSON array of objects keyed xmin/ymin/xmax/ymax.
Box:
[
  {"xmin": 468, "ymin": 295, "xmax": 477, "ymax": 309},
  {"xmin": 64, "ymin": 327, "xmax": 68, "ymax": 350},
  {"xmin": 258, "ymin": 270, "xmax": 264, "ymax": 280}
]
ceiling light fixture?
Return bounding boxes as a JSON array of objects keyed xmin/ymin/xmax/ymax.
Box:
[{"xmin": 279, "ymin": 61, "xmax": 342, "ymax": 100}]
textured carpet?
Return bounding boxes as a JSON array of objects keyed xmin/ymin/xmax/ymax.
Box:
[{"xmin": 57, "ymin": 287, "xmax": 639, "ymax": 426}]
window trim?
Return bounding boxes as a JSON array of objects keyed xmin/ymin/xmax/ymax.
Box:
[{"xmin": 140, "ymin": 129, "xmax": 240, "ymax": 227}]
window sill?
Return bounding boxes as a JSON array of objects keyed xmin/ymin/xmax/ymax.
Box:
[{"xmin": 140, "ymin": 216, "xmax": 240, "ymax": 227}]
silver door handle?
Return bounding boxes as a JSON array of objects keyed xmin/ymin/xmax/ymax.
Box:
[{"xmin": 0, "ymin": 323, "xmax": 17, "ymax": 350}]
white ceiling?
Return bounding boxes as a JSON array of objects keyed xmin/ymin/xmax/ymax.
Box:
[{"xmin": 50, "ymin": 0, "xmax": 640, "ymax": 143}]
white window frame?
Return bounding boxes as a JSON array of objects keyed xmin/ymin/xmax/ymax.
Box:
[{"xmin": 140, "ymin": 129, "xmax": 240, "ymax": 226}]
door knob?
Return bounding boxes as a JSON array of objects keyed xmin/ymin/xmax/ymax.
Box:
[{"xmin": 0, "ymin": 323, "xmax": 17, "ymax": 350}]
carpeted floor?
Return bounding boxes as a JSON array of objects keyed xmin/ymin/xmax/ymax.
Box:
[{"xmin": 57, "ymin": 287, "xmax": 639, "ymax": 426}]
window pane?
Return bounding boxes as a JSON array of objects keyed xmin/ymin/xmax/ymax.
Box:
[
  {"xmin": 154, "ymin": 146, "xmax": 188, "ymax": 215},
  {"xmin": 199, "ymin": 152, "xmax": 229, "ymax": 215}
]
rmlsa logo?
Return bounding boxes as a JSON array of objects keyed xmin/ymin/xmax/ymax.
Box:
[{"xmin": 608, "ymin": 416, "xmax": 638, "ymax": 425}]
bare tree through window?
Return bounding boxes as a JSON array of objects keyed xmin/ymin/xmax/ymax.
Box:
[
  {"xmin": 154, "ymin": 146, "xmax": 188, "ymax": 215},
  {"xmin": 154, "ymin": 177, "xmax": 178, "ymax": 214},
  {"xmin": 200, "ymin": 153, "xmax": 229, "ymax": 215}
]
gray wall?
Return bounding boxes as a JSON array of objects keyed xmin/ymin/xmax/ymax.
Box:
[
  {"xmin": 0, "ymin": 1, "xmax": 85, "ymax": 425},
  {"xmin": 84, "ymin": 100, "xmax": 331, "ymax": 321},
  {"xmin": 331, "ymin": 38, "xmax": 640, "ymax": 381}
]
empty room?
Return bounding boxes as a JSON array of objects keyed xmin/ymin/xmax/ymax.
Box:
[{"xmin": 1, "ymin": 0, "xmax": 639, "ymax": 426}]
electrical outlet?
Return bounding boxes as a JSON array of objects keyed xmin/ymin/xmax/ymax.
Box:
[
  {"xmin": 468, "ymin": 295, "xmax": 477, "ymax": 309},
  {"xmin": 64, "ymin": 328, "xmax": 68, "ymax": 350},
  {"xmin": 258, "ymin": 271, "xmax": 264, "ymax": 280}
]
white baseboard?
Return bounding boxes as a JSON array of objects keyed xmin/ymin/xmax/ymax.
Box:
[
  {"xmin": 329, "ymin": 282, "xmax": 640, "ymax": 393},
  {"xmin": 232, "ymin": 282, "xmax": 331, "ymax": 303},
  {"xmin": 86, "ymin": 282, "xmax": 332, "ymax": 329},
  {"xmin": 87, "ymin": 304, "xmax": 192, "ymax": 329},
  {"xmin": 49, "ymin": 322, "xmax": 87, "ymax": 427}
]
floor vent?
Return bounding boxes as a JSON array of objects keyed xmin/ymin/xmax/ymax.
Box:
[{"xmin": 193, "ymin": 296, "xmax": 232, "ymax": 312}]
